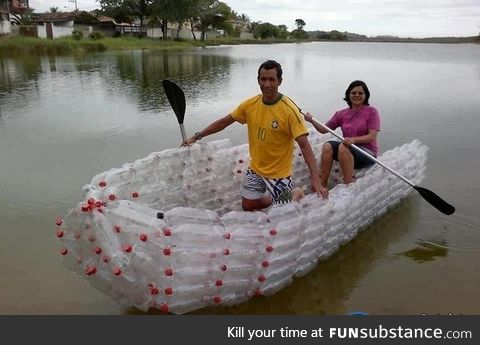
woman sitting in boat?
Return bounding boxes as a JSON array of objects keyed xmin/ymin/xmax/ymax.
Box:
[{"xmin": 304, "ymin": 80, "xmax": 380, "ymax": 188}]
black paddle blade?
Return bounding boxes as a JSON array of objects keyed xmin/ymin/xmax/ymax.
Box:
[
  {"xmin": 162, "ymin": 80, "xmax": 186, "ymax": 124},
  {"xmin": 414, "ymin": 186, "xmax": 455, "ymax": 215}
]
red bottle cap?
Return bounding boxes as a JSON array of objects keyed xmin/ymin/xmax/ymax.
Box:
[
  {"xmin": 113, "ymin": 267, "xmax": 122, "ymax": 276},
  {"xmin": 164, "ymin": 268, "xmax": 173, "ymax": 276},
  {"xmin": 159, "ymin": 304, "xmax": 169, "ymax": 313},
  {"xmin": 139, "ymin": 234, "xmax": 148, "ymax": 242},
  {"xmin": 163, "ymin": 247, "xmax": 171, "ymax": 256},
  {"xmin": 99, "ymin": 181, "xmax": 107, "ymax": 187},
  {"xmin": 122, "ymin": 244, "xmax": 133, "ymax": 253},
  {"xmin": 85, "ymin": 266, "xmax": 97, "ymax": 275},
  {"xmin": 266, "ymin": 245, "xmax": 274, "ymax": 253},
  {"xmin": 164, "ymin": 288, "xmax": 173, "ymax": 295}
]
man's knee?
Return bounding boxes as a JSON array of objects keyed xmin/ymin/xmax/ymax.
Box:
[{"xmin": 242, "ymin": 196, "xmax": 271, "ymax": 211}]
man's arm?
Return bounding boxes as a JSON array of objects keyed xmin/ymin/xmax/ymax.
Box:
[
  {"xmin": 182, "ymin": 114, "xmax": 236, "ymax": 146},
  {"xmin": 296, "ymin": 134, "xmax": 328, "ymax": 198}
]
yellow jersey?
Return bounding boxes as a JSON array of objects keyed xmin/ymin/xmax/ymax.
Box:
[{"xmin": 231, "ymin": 94, "xmax": 308, "ymax": 178}]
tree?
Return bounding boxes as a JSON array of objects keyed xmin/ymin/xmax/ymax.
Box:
[
  {"xmin": 124, "ymin": 0, "xmax": 154, "ymax": 37},
  {"xmin": 97, "ymin": 0, "xmax": 155, "ymax": 37},
  {"xmin": 49, "ymin": 7, "xmax": 59, "ymax": 13},
  {"xmin": 292, "ymin": 18, "xmax": 307, "ymax": 39},
  {"xmin": 294, "ymin": 18, "xmax": 305, "ymax": 31},
  {"xmin": 277, "ymin": 24, "xmax": 288, "ymax": 39},
  {"xmin": 252, "ymin": 22, "xmax": 279, "ymax": 39},
  {"xmin": 192, "ymin": 0, "xmax": 234, "ymax": 40}
]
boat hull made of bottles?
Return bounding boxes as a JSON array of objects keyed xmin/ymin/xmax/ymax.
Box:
[{"xmin": 56, "ymin": 131, "xmax": 427, "ymax": 314}]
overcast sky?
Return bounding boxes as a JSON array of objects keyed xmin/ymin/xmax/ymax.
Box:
[{"xmin": 29, "ymin": 0, "xmax": 480, "ymax": 38}]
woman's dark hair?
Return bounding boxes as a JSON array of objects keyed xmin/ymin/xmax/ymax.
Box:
[
  {"xmin": 258, "ymin": 60, "xmax": 283, "ymax": 81},
  {"xmin": 344, "ymin": 80, "xmax": 370, "ymax": 108}
]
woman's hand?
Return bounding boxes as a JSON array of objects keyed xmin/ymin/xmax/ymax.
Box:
[{"xmin": 343, "ymin": 137, "xmax": 356, "ymax": 146}]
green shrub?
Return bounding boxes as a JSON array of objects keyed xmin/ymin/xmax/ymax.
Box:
[
  {"xmin": 88, "ymin": 31, "xmax": 105, "ymax": 40},
  {"xmin": 71, "ymin": 30, "xmax": 83, "ymax": 41}
]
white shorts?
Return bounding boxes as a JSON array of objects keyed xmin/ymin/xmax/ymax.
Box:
[{"xmin": 241, "ymin": 168, "xmax": 293, "ymax": 205}]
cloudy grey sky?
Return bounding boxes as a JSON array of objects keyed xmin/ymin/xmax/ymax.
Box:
[{"xmin": 29, "ymin": 0, "xmax": 480, "ymax": 38}]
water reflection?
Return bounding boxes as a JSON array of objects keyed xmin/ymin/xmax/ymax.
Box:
[
  {"xmin": 0, "ymin": 50, "xmax": 233, "ymax": 118},
  {"xmin": 109, "ymin": 50, "xmax": 232, "ymax": 112},
  {"xmin": 398, "ymin": 241, "xmax": 449, "ymax": 263}
]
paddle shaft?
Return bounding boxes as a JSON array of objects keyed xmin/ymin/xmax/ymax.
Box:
[
  {"xmin": 179, "ymin": 124, "xmax": 187, "ymax": 142},
  {"xmin": 309, "ymin": 117, "xmax": 417, "ymax": 188}
]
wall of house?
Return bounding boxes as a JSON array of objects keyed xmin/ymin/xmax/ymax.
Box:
[
  {"xmin": 146, "ymin": 27, "xmax": 162, "ymax": 39},
  {"xmin": 52, "ymin": 21, "xmax": 74, "ymax": 38},
  {"xmin": 0, "ymin": 18, "xmax": 11, "ymax": 35},
  {"xmin": 37, "ymin": 24, "xmax": 46, "ymax": 38},
  {"xmin": 38, "ymin": 21, "xmax": 74, "ymax": 39},
  {"xmin": 240, "ymin": 32, "xmax": 254, "ymax": 40}
]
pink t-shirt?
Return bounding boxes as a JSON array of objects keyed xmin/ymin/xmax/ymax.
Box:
[{"xmin": 325, "ymin": 105, "xmax": 381, "ymax": 156}]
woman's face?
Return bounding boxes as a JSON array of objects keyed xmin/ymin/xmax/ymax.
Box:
[{"xmin": 349, "ymin": 86, "xmax": 366, "ymax": 108}]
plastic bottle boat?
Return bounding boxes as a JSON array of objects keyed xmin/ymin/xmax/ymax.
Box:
[{"xmin": 56, "ymin": 131, "xmax": 427, "ymax": 314}]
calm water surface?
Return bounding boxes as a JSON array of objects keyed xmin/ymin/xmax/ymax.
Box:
[{"xmin": 1, "ymin": 42, "xmax": 479, "ymax": 314}]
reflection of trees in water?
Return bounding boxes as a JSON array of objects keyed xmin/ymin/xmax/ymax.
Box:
[
  {"xmin": 399, "ymin": 241, "xmax": 448, "ymax": 263},
  {"xmin": 110, "ymin": 51, "xmax": 232, "ymax": 113},
  {"xmin": 126, "ymin": 197, "xmax": 420, "ymax": 315},
  {"xmin": 0, "ymin": 56, "xmax": 42, "ymax": 118},
  {"xmin": 0, "ymin": 56, "xmax": 41, "ymax": 94}
]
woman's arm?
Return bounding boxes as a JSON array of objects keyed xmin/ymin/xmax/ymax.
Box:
[{"xmin": 303, "ymin": 112, "xmax": 329, "ymax": 134}]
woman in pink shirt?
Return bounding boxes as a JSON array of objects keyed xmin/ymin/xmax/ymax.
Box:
[{"xmin": 304, "ymin": 80, "xmax": 380, "ymax": 188}]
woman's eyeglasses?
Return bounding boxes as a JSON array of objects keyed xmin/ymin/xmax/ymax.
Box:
[{"xmin": 350, "ymin": 91, "xmax": 365, "ymax": 95}]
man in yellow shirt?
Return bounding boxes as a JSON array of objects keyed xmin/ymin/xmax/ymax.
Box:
[{"xmin": 182, "ymin": 60, "xmax": 328, "ymax": 211}]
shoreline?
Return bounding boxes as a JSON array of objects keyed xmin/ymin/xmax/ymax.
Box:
[{"xmin": 1, "ymin": 35, "xmax": 478, "ymax": 57}]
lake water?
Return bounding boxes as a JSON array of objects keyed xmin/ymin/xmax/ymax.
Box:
[{"xmin": 1, "ymin": 42, "xmax": 479, "ymax": 314}]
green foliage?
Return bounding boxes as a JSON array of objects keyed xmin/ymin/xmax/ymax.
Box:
[
  {"xmin": 252, "ymin": 22, "xmax": 280, "ymax": 39},
  {"xmin": 291, "ymin": 29, "xmax": 308, "ymax": 39},
  {"xmin": 71, "ymin": 30, "xmax": 84, "ymax": 41},
  {"xmin": 0, "ymin": 36, "xmax": 107, "ymax": 56},
  {"xmin": 89, "ymin": 31, "xmax": 105, "ymax": 40},
  {"xmin": 74, "ymin": 11, "xmax": 100, "ymax": 25},
  {"xmin": 294, "ymin": 18, "xmax": 306, "ymax": 31}
]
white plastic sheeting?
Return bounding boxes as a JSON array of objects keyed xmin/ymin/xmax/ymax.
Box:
[{"xmin": 56, "ymin": 131, "xmax": 427, "ymax": 314}]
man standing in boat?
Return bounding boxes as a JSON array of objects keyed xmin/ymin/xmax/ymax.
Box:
[{"xmin": 182, "ymin": 60, "xmax": 328, "ymax": 211}]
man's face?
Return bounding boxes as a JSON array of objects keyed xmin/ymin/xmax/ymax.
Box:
[{"xmin": 258, "ymin": 68, "xmax": 282, "ymax": 100}]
